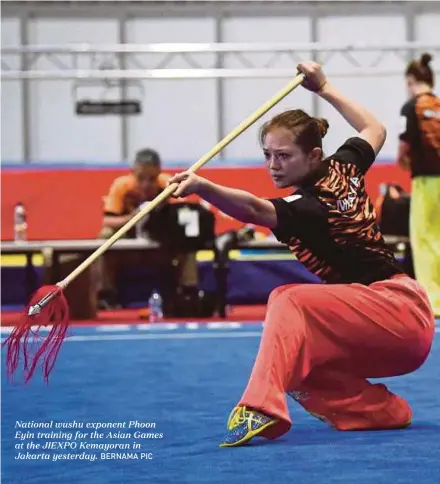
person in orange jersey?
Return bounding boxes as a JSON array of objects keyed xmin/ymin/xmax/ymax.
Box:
[
  {"xmin": 97, "ymin": 149, "xmax": 198, "ymax": 311},
  {"xmin": 101, "ymin": 148, "xmax": 170, "ymax": 239},
  {"xmin": 169, "ymin": 62, "xmax": 435, "ymax": 447}
]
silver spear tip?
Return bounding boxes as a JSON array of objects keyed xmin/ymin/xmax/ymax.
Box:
[{"xmin": 28, "ymin": 304, "xmax": 41, "ymax": 317}]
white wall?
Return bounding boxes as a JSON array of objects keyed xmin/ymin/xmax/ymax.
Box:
[
  {"xmin": 415, "ymin": 12, "xmax": 440, "ymax": 73},
  {"xmin": 1, "ymin": 6, "xmax": 440, "ymax": 164},
  {"xmin": 317, "ymin": 15, "xmax": 407, "ymax": 160},
  {"xmin": 28, "ymin": 19, "xmax": 122, "ymax": 163},
  {"xmin": 221, "ymin": 16, "xmax": 313, "ymax": 160},
  {"xmin": 125, "ymin": 18, "xmax": 217, "ymax": 164},
  {"xmin": 1, "ymin": 18, "xmax": 23, "ymax": 162}
]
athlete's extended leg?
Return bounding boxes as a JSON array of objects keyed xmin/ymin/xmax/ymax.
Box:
[
  {"xmin": 290, "ymin": 366, "xmax": 412, "ymax": 431},
  {"xmin": 220, "ymin": 276, "xmax": 434, "ymax": 447}
]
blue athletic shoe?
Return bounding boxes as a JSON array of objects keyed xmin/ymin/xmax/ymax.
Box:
[{"xmin": 219, "ymin": 406, "xmax": 278, "ymax": 447}]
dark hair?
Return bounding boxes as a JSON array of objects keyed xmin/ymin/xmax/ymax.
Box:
[
  {"xmin": 134, "ymin": 148, "xmax": 161, "ymax": 168},
  {"xmin": 259, "ymin": 109, "xmax": 329, "ymax": 154},
  {"xmin": 405, "ymin": 53, "xmax": 434, "ymax": 87}
]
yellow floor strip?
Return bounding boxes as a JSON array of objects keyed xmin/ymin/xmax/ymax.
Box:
[
  {"xmin": 234, "ymin": 254, "xmax": 296, "ymax": 261},
  {"xmin": 1, "ymin": 250, "xmax": 295, "ymax": 268},
  {"xmin": 1, "ymin": 254, "xmax": 44, "ymax": 267}
]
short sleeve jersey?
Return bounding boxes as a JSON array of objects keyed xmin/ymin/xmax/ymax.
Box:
[
  {"xmin": 269, "ymin": 137, "xmax": 403, "ymax": 285},
  {"xmin": 399, "ymin": 93, "xmax": 440, "ymax": 177},
  {"xmin": 103, "ymin": 172, "xmax": 171, "ymax": 216}
]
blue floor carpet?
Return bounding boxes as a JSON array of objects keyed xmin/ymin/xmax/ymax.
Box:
[{"xmin": 2, "ymin": 321, "xmax": 440, "ymax": 484}]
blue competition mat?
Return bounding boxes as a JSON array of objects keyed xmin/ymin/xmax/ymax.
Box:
[{"xmin": 2, "ymin": 321, "xmax": 440, "ymax": 484}]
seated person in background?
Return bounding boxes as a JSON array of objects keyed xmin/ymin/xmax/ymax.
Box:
[
  {"xmin": 100, "ymin": 148, "xmax": 168, "ymax": 239},
  {"xmin": 96, "ymin": 148, "xmax": 199, "ymax": 311}
]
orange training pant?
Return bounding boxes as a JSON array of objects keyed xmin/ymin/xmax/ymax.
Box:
[{"xmin": 239, "ymin": 275, "xmax": 435, "ymax": 437}]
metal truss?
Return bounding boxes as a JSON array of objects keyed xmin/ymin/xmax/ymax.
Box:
[{"xmin": 2, "ymin": 41, "xmax": 440, "ymax": 80}]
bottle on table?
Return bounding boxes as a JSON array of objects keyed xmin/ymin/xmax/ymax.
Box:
[
  {"xmin": 148, "ymin": 289, "xmax": 163, "ymax": 323},
  {"xmin": 14, "ymin": 202, "xmax": 27, "ymax": 243}
]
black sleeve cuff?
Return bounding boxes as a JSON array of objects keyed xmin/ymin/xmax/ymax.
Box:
[
  {"xmin": 332, "ymin": 137, "xmax": 376, "ymax": 174},
  {"xmin": 269, "ymin": 198, "xmax": 296, "ymax": 243}
]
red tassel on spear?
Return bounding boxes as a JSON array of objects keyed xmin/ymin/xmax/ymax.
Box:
[
  {"xmin": 2, "ymin": 74, "xmax": 305, "ymax": 383},
  {"xmin": 4, "ymin": 284, "xmax": 69, "ymax": 383}
]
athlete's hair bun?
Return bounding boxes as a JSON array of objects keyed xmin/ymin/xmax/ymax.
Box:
[
  {"xmin": 420, "ymin": 53, "xmax": 433, "ymax": 66},
  {"xmin": 315, "ymin": 117, "xmax": 329, "ymax": 138}
]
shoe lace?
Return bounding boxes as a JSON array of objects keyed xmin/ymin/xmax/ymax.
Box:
[{"xmin": 228, "ymin": 406, "xmax": 247, "ymax": 429}]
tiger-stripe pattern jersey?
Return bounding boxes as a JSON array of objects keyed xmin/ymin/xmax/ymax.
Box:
[
  {"xmin": 400, "ymin": 92, "xmax": 440, "ymax": 177},
  {"xmin": 270, "ymin": 137, "xmax": 403, "ymax": 285}
]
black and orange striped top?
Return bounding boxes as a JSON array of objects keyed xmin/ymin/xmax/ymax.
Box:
[
  {"xmin": 269, "ymin": 137, "xmax": 403, "ymax": 285},
  {"xmin": 399, "ymin": 92, "xmax": 440, "ymax": 177}
]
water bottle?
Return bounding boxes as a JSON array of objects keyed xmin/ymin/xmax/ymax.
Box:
[
  {"xmin": 14, "ymin": 202, "xmax": 27, "ymax": 243},
  {"xmin": 148, "ymin": 289, "xmax": 163, "ymax": 323}
]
